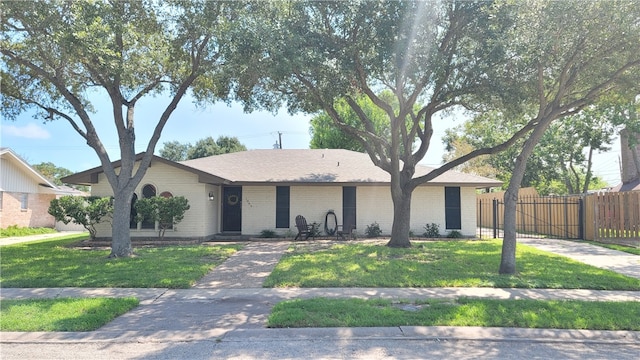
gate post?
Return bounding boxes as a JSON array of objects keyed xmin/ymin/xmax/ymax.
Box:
[
  {"xmin": 579, "ymin": 198, "xmax": 584, "ymax": 239},
  {"xmin": 492, "ymin": 199, "xmax": 498, "ymax": 239}
]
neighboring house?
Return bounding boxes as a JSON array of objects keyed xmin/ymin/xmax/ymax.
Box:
[
  {"xmin": 612, "ymin": 128, "xmax": 640, "ymax": 192},
  {"xmin": 0, "ymin": 147, "xmax": 57, "ymax": 228},
  {"xmin": 63, "ymin": 149, "xmax": 501, "ymax": 240}
]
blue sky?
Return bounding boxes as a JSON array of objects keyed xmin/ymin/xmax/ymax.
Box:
[{"xmin": 0, "ymin": 94, "xmax": 623, "ymax": 186}]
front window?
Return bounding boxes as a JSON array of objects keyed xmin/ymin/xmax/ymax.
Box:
[
  {"xmin": 141, "ymin": 184, "xmax": 156, "ymax": 229},
  {"xmin": 130, "ymin": 193, "xmax": 138, "ymax": 229}
]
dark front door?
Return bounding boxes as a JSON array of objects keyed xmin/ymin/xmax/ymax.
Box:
[
  {"xmin": 343, "ymin": 186, "xmax": 357, "ymax": 230},
  {"xmin": 223, "ymin": 186, "xmax": 242, "ymax": 232}
]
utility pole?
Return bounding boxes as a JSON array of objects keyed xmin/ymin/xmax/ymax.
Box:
[{"xmin": 278, "ymin": 131, "xmax": 283, "ymax": 149}]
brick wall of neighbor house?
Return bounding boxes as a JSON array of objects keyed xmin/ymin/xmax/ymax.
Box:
[{"xmin": 0, "ymin": 192, "xmax": 56, "ymax": 228}]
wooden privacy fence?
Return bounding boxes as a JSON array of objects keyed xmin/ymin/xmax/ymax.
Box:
[
  {"xmin": 584, "ymin": 191, "xmax": 640, "ymax": 247},
  {"xmin": 477, "ymin": 189, "xmax": 640, "ymax": 247}
]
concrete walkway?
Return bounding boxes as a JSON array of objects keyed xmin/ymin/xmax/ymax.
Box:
[{"xmin": 1, "ymin": 236, "xmax": 639, "ymax": 350}]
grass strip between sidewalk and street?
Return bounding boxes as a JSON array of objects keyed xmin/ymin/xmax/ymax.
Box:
[
  {"xmin": 265, "ymin": 240, "xmax": 640, "ymax": 290},
  {"xmin": 0, "ymin": 297, "xmax": 139, "ymax": 331},
  {"xmin": 0, "ymin": 235, "xmax": 242, "ymax": 288},
  {"xmin": 574, "ymin": 240, "xmax": 640, "ymax": 255},
  {"xmin": 267, "ymin": 297, "xmax": 640, "ymax": 331}
]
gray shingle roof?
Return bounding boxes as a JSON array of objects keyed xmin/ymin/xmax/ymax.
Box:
[{"xmin": 180, "ymin": 149, "xmax": 502, "ymax": 187}]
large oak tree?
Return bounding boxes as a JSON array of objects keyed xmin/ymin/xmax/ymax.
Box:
[
  {"xmin": 238, "ymin": 1, "xmax": 536, "ymax": 247},
  {"xmin": 1, "ymin": 1, "xmax": 250, "ymax": 257}
]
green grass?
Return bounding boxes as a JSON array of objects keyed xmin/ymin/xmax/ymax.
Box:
[
  {"xmin": 268, "ymin": 297, "xmax": 640, "ymax": 330},
  {"xmin": 0, "ymin": 297, "xmax": 139, "ymax": 331},
  {"xmin": 577, "ymin": 240, "xmax": 640, "ymax": 255},
  {"xmin": 264, "ymin": 240, "xmax": 640, "ymax": 290},
  {"xmin": 0, "ymin": 225, "xmax": 58, "ymax": 238},
  {"xmin": 0, "ymin": 236, "xmax": 242, "ymax": 288}
]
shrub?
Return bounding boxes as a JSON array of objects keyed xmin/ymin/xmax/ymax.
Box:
[
  {"xmin": 310, "ymin": 223, "xmax": 322, "ymax": 237},
  {"xmin": 423, "ymin": 223, "xmax": 440, "ymax": 238},
  {"xmin": 447, "ymin": 230, "xmax": 464, "ymax": 238},
  {"xmin": 135, "ymin": 196, "xmax": 190, "ymax": 239},
  {"xmin": 48, "ymin": 196, "xmax": 113, "ymax": 240},
  {"xmin": 365, "ymin": 222, "xmax": 382, "ymax": 238},
  {"xmin": 260, "ymin": 229, "xmax": 278, "ymax": 238}
]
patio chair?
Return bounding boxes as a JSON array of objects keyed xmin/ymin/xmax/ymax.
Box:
[{"xmin": 294, "ymin": 215, "xmax": 315, "ymax": 241}]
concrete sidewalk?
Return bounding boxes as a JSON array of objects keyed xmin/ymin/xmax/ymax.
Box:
[{"xmin": 1, "ymin": 237, "xmax": 639, "ymax": 348}]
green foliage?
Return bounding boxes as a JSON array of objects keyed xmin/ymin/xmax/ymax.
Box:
[
  {"xmin": 159, "ymin": 136, "xmax": 248, "ymax": 161},
  {"xmin": 134, "ymin": 196, "xmax": 190, "ymax": 239},
  {"xmin": 31, "ymin": 162, "xmax": 73, "ymax": 186},
  {"xmin": 447, "ymin": 230, "xmax": 463, "ymax": 239},
  {"xmin": 48, "ymin": 196, "xmax": 113, "ymax": 240},
  {"xmin": 309, "ymin": 91, "xmax": 404, "ymax": 152},
  {"xmin": 158, "ymin": 141, "xmax": 190, "ymax": 162},
  {"xmin": 0, "ymin": 236, "xmax": 242, "ymax": 288},
  {"xmin": 264, "ymin": 241, "xmax": 640, "ymax": 290},
  {"xmin": 364, "ymin": 222, "xmax": 382, "ymax": 238},
  {"xmin": 423, "ymin": 223, "xmax": 440, "ymax": 238},
  {"xmin": 268, "ymin": 298, "xmax": 640, "ymax": 330},
  {"xmin": 0, "ymin": 298, "xmax": 139, "ymax": 332},
  {"xmin": 259, "ymin": 229, "xmax": 278, "ymax": 238},
  {"xmin": 0, "ymin": 226, "xmax": 57, "ymax": 238}
]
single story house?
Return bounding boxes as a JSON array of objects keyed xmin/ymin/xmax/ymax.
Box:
[
  {"xmin": 0, "ymin": 147, "xmax": 82, "ymax": 229},
  {"xmin": 62, "ymin": 149, "xmax": 501, "ymax": 239}
]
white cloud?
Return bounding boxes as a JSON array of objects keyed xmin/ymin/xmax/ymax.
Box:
[{"xmin": 1, "ymin": 123, "xmax": 51, "ymax": 139}]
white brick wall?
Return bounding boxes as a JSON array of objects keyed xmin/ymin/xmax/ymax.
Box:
[{"xmin": 88, "ymin": 159, "xmax": 479, "ymax": 238}]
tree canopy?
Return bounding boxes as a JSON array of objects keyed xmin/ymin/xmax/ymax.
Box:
[
  {"xmin": 236, "ymin": 1, "xmax": 525, "ymax": 247},
  {"xmin": 443, "ymin": 104, "xmax": 617, "ymax": 195},
  {"xmin": 31, "ymin": 162, "xmax": 74, "ymax": 186},
  {"xmin": 158, "ymin": 135, "xmax": 247, "ymax": 161}
]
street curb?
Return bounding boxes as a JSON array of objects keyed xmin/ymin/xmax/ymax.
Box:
[{"xmin": 2, "ymin": 327, "xmax": 639, "ymax": 345}]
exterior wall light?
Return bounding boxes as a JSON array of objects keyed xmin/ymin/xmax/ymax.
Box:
[{"xmin": 208, "ymin": 191, "xmax": 215, "ymax": 201}]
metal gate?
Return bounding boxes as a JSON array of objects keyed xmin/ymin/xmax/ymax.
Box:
[{"xmin": 478, "ymin": 196, "xmax": 584, "ymax": 239}]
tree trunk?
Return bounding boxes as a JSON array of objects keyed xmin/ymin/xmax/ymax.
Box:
[
  {"xmin": 499, "ymin": 115, "xmax": 555, "ymax": 274},
  {"xmin": 386, "ymin": 185, "xmax": 413, "ymax": 248},
  {"xmin": 109, "ymin": 190, "xmax": 134, "ymax": 258},
  {"xmin": 499, "ymin": 186, "xmax": 519, "ymax": 274},
  {"xmin": 582, "ymin": 146, "xmax": 594, "ymax": 194}
]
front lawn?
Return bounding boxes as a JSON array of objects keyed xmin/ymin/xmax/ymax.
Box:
[
  {"xmin": 268, "ymin": 297, "xmax": 640, "ymax": 330},
  {"xmin": 0, "ymin": 297, "xmax": 139, "ymax": 331},
  {"xmin": 0, "ymin": 236, "xmax": 242, "ymax": 288},
  {"xmin": 264, "ymin": 240, "xmax": 640, "ymax": 290}
]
